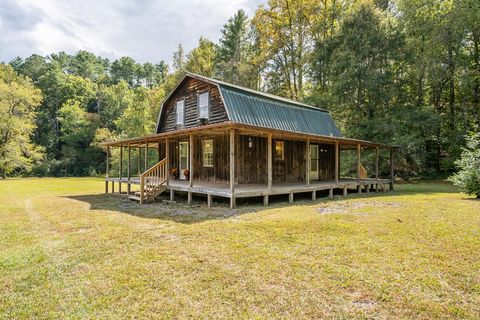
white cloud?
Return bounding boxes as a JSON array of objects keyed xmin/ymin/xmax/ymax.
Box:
[{"xmin": 0, "ymin": 0, "xmax": 265, "ymax": 64}]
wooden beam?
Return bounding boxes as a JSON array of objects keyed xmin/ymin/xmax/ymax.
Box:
[
  {"xmin": 267, "ymin": 133, "xmax": 272, "ymax": 191},
  {"xmin": 187, "ymin": 192, "xmax": 192, "ymax": 205},
  {"xmin": 229, "ymin": 129, "xmax": 235, "ymax": 208},
  {"xmin": 289, "ymin": 192, "xmax": 294, "ymax": 204},
  {"xmin": 207, "ymin": 194, "xmax": 212, "ymax": 207},
  {"xmin": 335, "ymin": 141, "xmax": 339, "ymax": 184},
  {"xmin": 306, "ymin": 139, "xmax": 310, "ymax": 186},
  {"xmin": 189, "ymin": 134, "xmax": 193, "ymax": 188},
  {"xmin": 390, "ymin": 148, "xmax": 394, "ymax": 191},
  {"xmin": 137, "ymin": 147, "xmax": 141, "ymax": 175},
  {"xmin": 119, "ymin": 146, "xmax": 123, "ymax": 194},
  {"xmin": 312, "ymin": 191, "xmax": 316, "ymax": 201},
  {"xmin": 263, "ymin": 195, "xmax": 269, "ymax": 206},
  {"xmin": 329, "ymin": 188, "xmax": 333, "ymax": 198},
  {"xmin": 158, "ymin": 142, "xmax": 161, "ymax": 161},
  {"xmin": 375, "ymin": 146, "xmax": 379, "ymax": 181},
  {"xmin": 105, "ymin": 146, "xmax": 109, "ymax": 193},
  {"xmin": 127, "ymin": 143, "xmax": 131, "ymax": 195},
  {"xmin": 144, "ymin": 141, "xmax": 148, "ymax": 171},
  {"xmin": 165, "ymin": 138, "xmax": 169, "ymax": 186},
  {"xmin": 357, "ymin": 144, "xmax": 361, "ymax": 182}
]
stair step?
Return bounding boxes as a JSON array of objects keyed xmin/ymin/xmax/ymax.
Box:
[{"xmin": 128, "ymin": 195, "xmax": 141, "ymax": 202}]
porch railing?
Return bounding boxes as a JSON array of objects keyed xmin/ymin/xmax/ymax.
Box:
[{"xmin": 140, "ymin": 158, "xmax": 168, "ymax": 202}]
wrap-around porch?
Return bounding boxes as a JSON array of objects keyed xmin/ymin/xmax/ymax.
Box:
[{"xmin": 104, "ymin": 122, "xmax": 396, "ymax": 208}]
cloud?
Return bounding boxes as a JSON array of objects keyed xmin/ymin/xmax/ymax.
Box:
[{"xmin": 0, "ymin": 0, "xmax": 265, "ymax": 64}]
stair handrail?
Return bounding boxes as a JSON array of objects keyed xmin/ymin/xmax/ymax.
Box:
[
  {"xmin": 359, "ymin": 163, "xmax": 368, "ymax": 179},
  {"xmin": 140, "ymin": 158, "xmax": 168, "ymax": 203}
]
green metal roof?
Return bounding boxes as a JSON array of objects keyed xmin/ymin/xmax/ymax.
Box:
[{"xmin": 218, "ymin": 83, "xmax": 342, "ymax": 137}]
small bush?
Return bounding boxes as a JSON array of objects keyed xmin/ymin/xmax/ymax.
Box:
[{"xmin": 449, "ymin": 133, "xmax": 480, "ymax": 198}]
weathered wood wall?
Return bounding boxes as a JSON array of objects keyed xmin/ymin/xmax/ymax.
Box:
[
  {"xmin": 157, "ymin": 78, "xmax": 228, "ymax": 133},
  {"xmin": 316, "ymin": 143, "xmax": 336, "ymax": 180},
  {"xmin": 192, "ymin": 135, "xmax": 229, "ymax": 183},
  {"xmin": 164, "ymin": 135, "xmax": 337, "ymax": 184},
  {"xmin": 236, "ymin": 135, "xmax": 268, "ymax": 184},
  {"xmin": 272, "ymin": 139, "xmax": 306, "ymax": 184}
]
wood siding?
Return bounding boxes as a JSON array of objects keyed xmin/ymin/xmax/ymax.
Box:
[
  {"xmin": 193, "ymin": 135, "xmax": 229, "ymax": 183},
  {"xmin": 163, "ymin": 134, "xmax": 337, "ymax": 184},
  {"xmin": 272, "ymin": 139, "xmax": 306, "ymax": 184},
  {"xmin": 157, "ymin": 78, "xmax": 229, "ymax": 133},
  {"xmin": 236, "ymin": 135, "xmax": 268, "ymax": 184},
  {"xmin": 315, "ymin": 143, "xmax": 336, "ymax": 180}
]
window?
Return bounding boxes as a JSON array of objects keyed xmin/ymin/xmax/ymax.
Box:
[
  {"xmin": 198, "ymin": 92, "xmax": 209, "ymax": 119},
  {"xmin": 202, "ymin": 139, "xmax": 214, "ymax": 167},
  {"xmin": 176, "ymin": 100, "xmax": 184, "ymax": 125},
  {"xmin": 275, "ymin": 140, "xmax": 284, "ymax": 160}
]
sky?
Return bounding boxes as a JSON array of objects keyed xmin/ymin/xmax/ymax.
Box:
[{"xmin": 0, "ymin": 0, "xmax": 265, "ymax": 64}]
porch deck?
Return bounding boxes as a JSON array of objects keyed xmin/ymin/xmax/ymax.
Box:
[{"xmin": 106, "ymin": 177, "xmax": 392, "ymax": 204}]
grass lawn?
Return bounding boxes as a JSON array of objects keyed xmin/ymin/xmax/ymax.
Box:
[{"xmin": 0, "ymin": 178, "xmax": 479, "ymax": 319}]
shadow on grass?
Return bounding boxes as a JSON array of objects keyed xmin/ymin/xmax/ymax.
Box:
[{"xmin": 65, "ymin": 181, "xmax": 459, "ymax": 224}]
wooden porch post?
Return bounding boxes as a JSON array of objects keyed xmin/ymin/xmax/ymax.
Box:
[
  {"xmin": 158, "ymin": 143, "xmax": 161, "ymax": 161},
  {"xmin": 357, "ymin": 144, "xmax": 362, "ymax": 194},
  {"xmin": 119, "ymin": 146, "xmax": 123, "ymax": 194},
  {"xmin": 357, "ymin": 144, "xmax": 361, "ymax": 182},
  {"xmin": 189, "ymin": 134, "xmax": 194, "ymax": 188},
  {"xmin": 390, "ymin": 148, "xmax": 394, "ymax": 191},
  {"xmin": 375, "ymin": 146, "xmax": 379, "ymax": 192},
  {"xmin": 165, "ymin": 138, "xmax": 169, "ymax": 186},
  {"xmin": 137, "ymin": 147, "xmax": 141, "ymax": 175},
  {"xmin": 127, "ymin": 143, "xmax": 131, "ymax": 195},
  {"xmin": 144, "ymin": 141, "xmax": 148, "ymax": 171},
  {"xmin": 335, "ymin": 141, "xmax": 339, "ymax": 184},
  {"xmin": 267, "ymin": 133, "xmax": 272, "ymax": 192},
  {"xmin": 306, "ymin": 139, "xmax": 310, "ymax": 186},
  {"xmin": 105, "ymin": 146, "xmax": 109, "ymax": 193},
  {"xmin": 229, "ymin": 129, "xmax": 235, "ymax": 208}
]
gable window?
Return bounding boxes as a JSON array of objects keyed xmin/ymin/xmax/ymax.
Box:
[
  {"xmin": 176, "ymin": 100, "xmax": 184, "ymax": 125},
  {"xmin": 198, "ymin": 92, "xmax": 209, "ymax": 119},
  {"xmin": 202, "ymin": 139, "xmax": 214, "ymax": 167},
  {"xmin": 275, "ymin": 140, "xmax": 285, "ymax": 160}
]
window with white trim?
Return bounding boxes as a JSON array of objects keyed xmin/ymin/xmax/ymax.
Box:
[
  {"xmin": 202, "ymin": 139, "xmax": 214, "ymax": 167},
  {"xmin": 176, "ymin": 100, "xmax": 184, "ymax": 125},
  {"xmin": 198, "ymin": 92, "xmax": 209, "ymax": 119}
]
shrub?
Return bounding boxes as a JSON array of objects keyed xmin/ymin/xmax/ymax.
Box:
[{"xmin": 449, "ymin": 133, "xmax": 480, "ymax": 198}]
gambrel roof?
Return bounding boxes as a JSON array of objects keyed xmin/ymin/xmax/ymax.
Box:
[{"xmin": 156, "ymin": 73, "xmax": 342, "ymax": 137}]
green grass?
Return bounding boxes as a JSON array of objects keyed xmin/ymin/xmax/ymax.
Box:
[{"xmin": 0, "ymin": 178, "xmax": 479, "ymax": 319}]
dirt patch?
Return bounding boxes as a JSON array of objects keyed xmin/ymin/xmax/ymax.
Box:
[{"xmin": 316, "ymin": 201, "xmax": 402, "ymax": 215}]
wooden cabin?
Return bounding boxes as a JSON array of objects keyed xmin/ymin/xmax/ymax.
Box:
[{"xmin": 103, "ymin": 73, "xmax": 396, "ymax": 207}]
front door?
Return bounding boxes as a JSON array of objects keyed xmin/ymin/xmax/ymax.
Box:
[
  {"xmin": 310, "ymin": 144, "xmax": 319, "ymax": 181},
  {"xmin": 179, "ymin": 141, "xmax": 189, "ymax": 180}
]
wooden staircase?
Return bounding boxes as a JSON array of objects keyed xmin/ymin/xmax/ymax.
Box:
[{"xmin": 129, "ymin": 158, "xmax": 168, "ymax": 204}]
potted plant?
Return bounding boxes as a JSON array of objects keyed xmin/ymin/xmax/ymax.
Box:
[
  {"xmin": 183, "ymin": 169, "xmax": 190, "ymax": 180},
  {"xmin": 171, "ymin": 168, "xmax": 179, "ymax": 180}
]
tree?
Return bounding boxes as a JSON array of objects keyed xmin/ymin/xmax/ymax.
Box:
[
  {"xmin": 0, "ymin": 64, "xmax": 43, "ymax": 178},
  {"xmin": 449, "ymin": 133, "xmax": 480, "ymax": 198},
  {"xmin": 215, "ymin": 9, "xmax": 258, "ymax": 88},
  {"xmin": 185, "ymin": 37, "xmax": 217, "ymax": 77},
  {"xmin": 252, "ymin": 0, "xmax": 317, "ymax": 99},
  {"xmin": 97, "ymin": 81, "xmax": 134, "ymax": 130},
  {"xmin": 58, "ymin": 99, "xmax": 100, "ymax": 175},
  {"xmin": 111, "ymin": 57, "xmax": 139, "ymax": 86},
  {"xmin": 69, "ymin": 50, "xmax": 109, "ymax": 80},
  {"xmin": 172, "ymin": 44, "xmax": 186, "ymax": 73}
]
